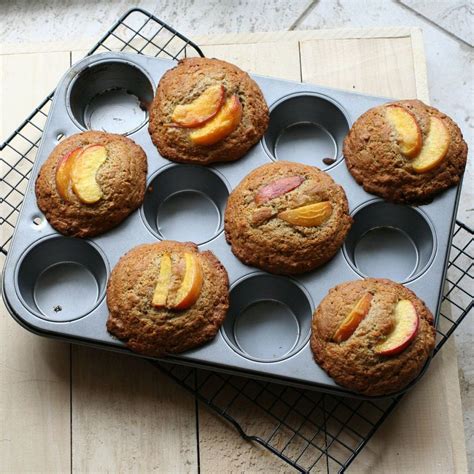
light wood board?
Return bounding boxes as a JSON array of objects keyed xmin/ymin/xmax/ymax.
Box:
[{"xmin": 0, "ymin": 28, "xmax": 467, "ymax": 473}]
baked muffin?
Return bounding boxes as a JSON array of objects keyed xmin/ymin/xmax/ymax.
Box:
[
  {"xmin": 35, "ymin": 131, "xmax": 147, "ymax": 237},
  {"xmin": 311, "ymin": 278, "xmax": 436, "ymax": 396},
  {"xmin": 224, "ymin": 161, "xmax": 352, "ymax": 274},
  {"xmin": 107, "ymin": 241, "xmax": 229, "ymax": 357},
  {"xmin": 343, "ymin": 99, "xmax": 467, "ymax": 204},
  {"xmin": 148, "ymin": 57, "xmax": 269, "ymax": 165}
]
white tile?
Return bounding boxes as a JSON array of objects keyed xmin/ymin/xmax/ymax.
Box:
[
  {"xmin": 0, "ymin": 0, "xmax": 311, "ymax": 44},
  {"xmin": 401, "ymin": 0, "xmax": 473, "ymax": 46}
]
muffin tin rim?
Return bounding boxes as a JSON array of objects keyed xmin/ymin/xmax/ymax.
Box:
[
  {"xmin": 65, "ymin": 56, "xmax": 156, "ymax": 136},
  {"xmin": 342, "ymin": 198, "xmax": 438, "ymax": 284},
  {"xmin": 220, "ymin": 270, "xmax": 315, "ymax": 363},
  {"xmin": 13, "ymin": 234, "xmax": 110, "ymax": 322},
  {"xmin": 261, "ymin": 90, "xmax": 352, "ymax": 171},
  {"xmin": 139, "ymin": 162, "xmax": 232, "ymax": 245}
]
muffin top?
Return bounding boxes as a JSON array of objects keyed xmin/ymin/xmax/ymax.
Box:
[
  {"xmin": 148, "ymin": 57, "xmax": 269, "ymax": 165},
  {"xmin": 343, "ymin": 99, "xmax": 467, "ymax": 204},
  {"xmin": 106, "ymin": 241, "xmax": 229, "ymax": 357},
  {"xmin": 311, "ymin": 278, "xmax": 436, "ymax": 396},
  {"xmin": 35, "ymin": 131, "xmax": 147, "ymax": 237},
  {"xmin": 224, "ymin": 161, "xmax": 352, "ymax": 274}
]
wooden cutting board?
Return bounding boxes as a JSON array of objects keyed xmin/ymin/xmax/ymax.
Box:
[{"xmin": 0, "ymin": 28, "xmax": 467, "ymax": 472}]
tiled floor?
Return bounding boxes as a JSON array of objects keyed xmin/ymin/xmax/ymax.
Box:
[{"xmin": 1, "ymin": 0, "xmax": 472, "ymax": 468}]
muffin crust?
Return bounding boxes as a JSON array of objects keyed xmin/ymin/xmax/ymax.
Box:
[
  {"xmin": 343, "ymin": 99, "xmax": 467, "ymax": 204},
  {"xmin": 35, "ymin": 131, "xmax": 147, "ymax": 237},
  {"xmin": 311, "ymin": 278, "xmax": 436, "ymax": 396},
  {"xmin": 107, "ymin": 241, "xmax": 229, "ymax": 357},
  {"xmin": 149, "ymin": 57, "xmax": 269, "ymax": 164},
  {"xmin": 224, "ymin": 161, "xmax": 352, "ymax": 274}
]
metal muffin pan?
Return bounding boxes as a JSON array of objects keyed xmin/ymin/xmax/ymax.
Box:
[{"xmin": 2, "ymin": 52, "xmax": 462, "ymax": 399}]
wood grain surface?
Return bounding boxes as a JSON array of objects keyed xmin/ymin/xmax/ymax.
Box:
[{"xmin": 0, "ymin": 28, "xmax": 467, "ymax": 473}]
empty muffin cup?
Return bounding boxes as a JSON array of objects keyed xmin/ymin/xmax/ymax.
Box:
[
  {"xmin": 67, "ymin": 59, "xmax": 154, "ymax": 135},
  {"xmin": 142, "ymin": 164, "xmax": 230, "ymax": 245},
  {"xmin": 263, "ymin": 93, "xmax": 350, "ymax": 168},
  {"xmin": 16, "ymin": 236, "xmax": 108, "ymax": 322},
  {"xmin": 343, "ymin": 201, "xmax": 436, "ymax": 282},
  {"xmin": 222, "ymin": 274, "xmax": 313, "ymax": 362}
]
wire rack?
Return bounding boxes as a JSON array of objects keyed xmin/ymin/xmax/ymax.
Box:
[
  {"xmin": 154, "ymin": 220, "xmax": 473, "ymax": 472},
  {"xmin": 1, "ymin": 8, "xmax": 472, "ymax": 473}
]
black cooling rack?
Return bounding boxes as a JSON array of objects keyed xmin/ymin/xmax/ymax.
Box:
[{"xmin": 1, "ymin": 8, "xmax": 472, "ymax": 473}]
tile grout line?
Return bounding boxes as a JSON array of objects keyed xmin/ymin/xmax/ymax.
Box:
[
  {"xmin": 396, "ymin": 0, "xmax": 473, "ymax": 48},
  {"xmin": 288, "ymin": 0, "xmax": 319, "ymax": 31}
]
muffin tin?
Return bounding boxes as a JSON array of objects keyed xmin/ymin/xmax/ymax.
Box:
[{"xmin": 2, "ymin": 52, "xmax": 462, "ymax": 398}]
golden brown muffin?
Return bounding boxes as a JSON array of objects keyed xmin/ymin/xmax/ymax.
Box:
[
  {"xmin": 224, "ymin": 161, "xmax": 352, "ymax": 274},
  {"xmin": 343, "ymin": 99, "xmax": 467, "ymax": 204},
  {"xmin": 311, "ymin": 278, "xmax": 436, "ymax": 396},
  {"xmin": 107, "ymin": 241, "xmax": 229, "ymax": 357},
  {"xmin": 35, "ymin": 131, "xmax": 147, "ymax": 237},
  {"xmin": 148, "ymin": 57, "xmax": 269, "ymax": 165}
]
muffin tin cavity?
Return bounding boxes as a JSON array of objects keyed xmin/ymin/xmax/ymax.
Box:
[
  {"xmin": 67, "ymin": 60, "xmax": 154, "ymax": 135},
  {"xmin": 16, "ymin": 237, "xmax": 107, "ymax": 322},
  {"xmin": 263, "ymin": 93, "xmax": 350, "ymax": 168},
  {"xmin": 222, "ymin": 274, "xmax": 312, "ymax": 362},
  {"xmin": 343, "ymin": 201, "xmax": 436, "ymax": 282},
  {"xmin": 142, "ymin": 164, "xmax": 230, "ymax": 245}
]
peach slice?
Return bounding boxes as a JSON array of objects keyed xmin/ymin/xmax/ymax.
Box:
[
  {"xmin": 70, "ymin": 145, "xmax": 107, "ymax": 204},
  {"xmin": 255, "ymin": 176, "xmax": 305, "ymax": 205},
  {"xmin": 173, "ymin": 252, "xmax": 204, "ymax": 310},
  {"xmin": 171, "ymin": 85, "xmax": 225, "ymax": 128},
  {"xmin": 333, "ymin": 293, "xmax": 373, "ymax": 343},
  {"xmin": 375, "ymin": 299, "xmax": 419, "ymax": 356},
  {"xmin": 385, "ymin": 105, "xmax": 422, "ymax": 158},
  {"xmin": 251, "ymin": 207, "xmax": 276, "ymax": 226},
  {"xmin": 411, "ymin": 116, "xmax": 450, "ymax": 173},
  {"xmin": 278, "ymin": 201, "xmax": 332, "ymax": 227},
  {"xmin": 189, "ymin": 95, "xmax": 242, "ymax": 146},
  {"xmin": 56, "ymin": 147, "xmax": 83, "ymax": 201},
  {"xmin": 152, "ymin": 254, "xmax": 173, "ymax": 308}
]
